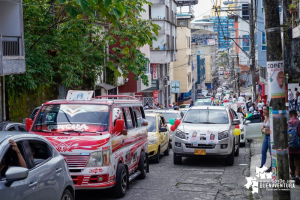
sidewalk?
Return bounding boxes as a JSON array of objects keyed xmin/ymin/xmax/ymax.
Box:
[{"xmin": 249, "ymin": 138, "xmax": 300, "ymax": 199}]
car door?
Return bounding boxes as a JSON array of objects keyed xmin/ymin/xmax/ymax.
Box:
[
  {"xmin": 244, "ymin": 114, "xmax": 263, "ymax": 139},
  {"xmin": 23, "ymin": 139, "xmax": 64, "ymax": 200},
  {"xmin": 159, "ymin": 116, "xmax": 168, "ymax": 152},
  {"xmin": 0, "ymin": 139, "xmax": 40, "ymax": 200}
]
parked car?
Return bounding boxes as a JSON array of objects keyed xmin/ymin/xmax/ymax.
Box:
[
  {"xmin": 172, "ymin": 106, "xmax": 240, "ymax": 166},
  {"xmin": 0, "ymin": 122, "xmax": 27, "ymax": 132},
  {"xmin": 146, "ymin": 113, "xmax": 170, "ymax": 163},
  {"xmin": 151, "ymin": 109, "xmax": 181, "ymax": 146},
  {"xmin": 0, "ymin": 131, "xmax": 75, "ymax": 200},
  {"xmin": 26, "ymin": 92, "xmax": 149, "ymax": 198}
]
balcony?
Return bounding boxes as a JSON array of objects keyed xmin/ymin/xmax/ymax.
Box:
[
  {"xmin": 0, "ymin": 35, "xmax": 25, "ymax": 75},
  {"xmin": 150, "ymin": 50, "xmax": 177, "ymax": 63},
  {"xmin": 175, "ymin": 0, "xmax": 198, "ymax": 6}
]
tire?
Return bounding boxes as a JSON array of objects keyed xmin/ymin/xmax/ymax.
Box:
[
  {"xmin": 225, "ymin": 140, "xmax": 235, "ymax": 166},
  {"xmin": 137, "ymin": 151, "xmax": 147, "ymax": 179},
  {"xmin": 173, "ymin": 153, "xmax": 182, "ymax": 165},
  {"xmin": 154, "ymin": 147, "xmax": 160, "ymax": 163},
  {"xmin": 164, "ymin": 142, "xmax": 170, "ymax": 156},
  {"xmin": 113, "ymin": 163, "xmax": 128, "ymax": 198},
  {"xmin": 240, "ymin": 142, "xmax": 245, "ymax": 147},
  {"xmin": 234, "ymin": 137, "xmax": 240, "ymax": 157},
  {"xmin": 61, "ymin": 189, "xmax": 73, "ymax": 200}
]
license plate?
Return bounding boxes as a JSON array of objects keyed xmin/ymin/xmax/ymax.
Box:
[{"xmin": 194, "ymin": 149, "xmax": 206, "ymax": 155}]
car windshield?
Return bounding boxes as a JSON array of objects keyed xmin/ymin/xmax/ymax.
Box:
[
  {"xmin": 180, "ymin": 105, "xmax": 189, "ymax": 108},
  {"xmin": 153, "ymin": 112, "xmax": 179, "ymax": 123},
  {"xmin": 183, "ymin": 109, "xmax": 229, "ymax": 124},
  {"xmin": 32, "ymin": 104, "xmax": 110, "ymax": 132},
  {"xmin": 195, "ymin": 102, "xmax": 211, "ymax": 106},
  {"xmin": 147, "ymin": 117, "xmax": 157, "ymax": 132}
]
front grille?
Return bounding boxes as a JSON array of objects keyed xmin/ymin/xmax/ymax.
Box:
[
  {"xmin": 185, "ymin": 143, "xmax": 216, "ymax": 149},
  {"xmin": 64, "ymin": 155, "xmax": 89, "ymax": 168}
]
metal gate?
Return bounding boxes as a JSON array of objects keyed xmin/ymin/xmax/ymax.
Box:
[{"xmin": 143, "ymin": 97, "xmax": 153, "ymax": 108}]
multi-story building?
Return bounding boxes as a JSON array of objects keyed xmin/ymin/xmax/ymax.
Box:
[
  {"xmin": 191, "ymin": 29, "xmax": 218, "ymax": 91},
  {"xmin": 170, "ymin": 13, "xmax": 194, "ymax": 102},
  {"xmin": 143, "ymin": 0, "xmax": 178, "ymax": 108},
  {"xmin": 0, "ymin": 0, "xmax": 26, "ymax": 121}
]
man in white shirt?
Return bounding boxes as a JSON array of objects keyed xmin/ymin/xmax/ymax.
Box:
[
  {"xmin": 238, "ymin": 95, "xmax": 246, "ymax": 102},
  {"xmin": 249, "ymin": 103, "xmax": 255, "ymax": 113}
]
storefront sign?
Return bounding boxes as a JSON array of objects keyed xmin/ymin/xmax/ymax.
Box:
[
  {"xmin": 267, "ymin": 61, "xmax": 284, "ymax": 98},
  {"xmin": 206, "ymin": 39, "xmax": 216, "ymax": 45},
  {"xmin": 151, "ymin": 64, "xmax": 158, "ymax": 80},
  {"xmin": 258, "ymin": 82, "xmax": 265, "ymax": 95},
  {"xmin": 171, "ymin": 81, "xmax": 180, "ymax": 93},
  {"xmin": 153, "ymin": 90, "xmax": 159, "ymax": 104}
]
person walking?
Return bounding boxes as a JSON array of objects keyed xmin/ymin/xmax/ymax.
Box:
[
  {"xmin": 288, "ymin": 89, "xmax": 294, "ymax": 110},
  {"xmin": 260, "ymin": 105, "xmax": 271, "ymax": 172},
  {"xmin": 257, "ymin": 100, "xmax": 264, "ymax": 121},
  {"xmin": 287, "ymin": 109, "xmax": 300, "ymax": 184},
  {"xmin": 295, "ymin": 88, "xmax": 300, "ymax": 110}
]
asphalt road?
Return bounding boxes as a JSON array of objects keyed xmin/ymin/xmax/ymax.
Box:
[{"xmin": 75, "ymin": 145, "xmax": 251, "ymax": 200}]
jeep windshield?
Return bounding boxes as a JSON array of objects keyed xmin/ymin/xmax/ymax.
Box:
[
  {"xmin": 183, "ymin": 109, "xmax": 229, "ymax": 124},
  {"xmin": 32, "ymin": 104, "xmax": 109, "ymax": 133}
]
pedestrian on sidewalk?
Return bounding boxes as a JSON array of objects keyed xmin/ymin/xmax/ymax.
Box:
[
  {"xmin": 257, "ymin": 100, "xmax": 264, "ymax": 120},
  {"xmin": 288, "ymin": 89, "xmax": 294, "ymax": 110},
  {"xmin": 249, "ymin": 103, "xmax": 255, "ymax": 113},
  {"xmin": 287, "ymin": 109, "xmax": 300, "ymax": 184},
  {"xmin": 295, "ymin": 88, "xmax": 300, "ymax": 110},
  {"xmin": 260, "ymin": 105, "xmax": 272, "ymax": 172}
]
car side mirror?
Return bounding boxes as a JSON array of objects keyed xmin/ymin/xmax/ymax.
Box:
[
  {"xmin": 159, "ymin": 127, "xmax": 167, "ymax": 132},
  {"xmin": 232, "ymin": 119, "xmax": 240, "ymax": 125},
  {"xmin": 5, "ymin": 167, "xmax": 29, "ymax": 187},
  {"xmin": 25, "ymin": 118, "xmax": 33, "ymax": 131},
  {"xmin": 113, "ymin": 119, "xmax": 124, "ymax": 133}
]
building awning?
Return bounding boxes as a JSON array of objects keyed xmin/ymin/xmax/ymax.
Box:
[{"xmin": 96, "ymin": 83, "xmax": 116, "ymax": 90}]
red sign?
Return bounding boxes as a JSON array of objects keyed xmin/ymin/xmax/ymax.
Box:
[
  {"xmin": 152, "ymin": 64, "xmax": 158, "ymax": 80},
  {"xmin": 153, "ymin": 90, "xmax": 159, "ymax": 104}
]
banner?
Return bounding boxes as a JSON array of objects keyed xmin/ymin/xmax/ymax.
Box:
[
  {"xmin": 206, "ymin": 39, "xmax": 216, "ymax": 45},
  {"xmin": 151, "ymin": 64, "xmax": 158, "ymax": 80},
  {"xmin": 267, "ymin": 61, "xmax": 284, "ymax": 98},
  {"xmin": 171, "ymin": 81, "xmax": 180, "ymax": 93},
  {"xmin": 153, "ymin": 90, "xmax": 159, "ymax": 104}
]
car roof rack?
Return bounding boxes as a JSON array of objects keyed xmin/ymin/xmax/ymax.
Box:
[{"xmin": 95, "ymin": 95, "xmax": 138, "ymax": 100}]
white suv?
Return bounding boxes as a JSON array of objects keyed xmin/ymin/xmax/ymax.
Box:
[{"xmin": 172, "ymin": 106, "xmax": 240, "ymax": 166}]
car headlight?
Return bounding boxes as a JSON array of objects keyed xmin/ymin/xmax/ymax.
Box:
[
  {"xmin": 218, "ymin": 131, "xmax": 229, "ymax": 140},
  {"xmin": 86, "ymin": 150, "xmax": 110, "ymax": 167},
  {"xmin": 148, "ymin": 137, "xmax": 158, "ymax": 145},
  {"xmin": 241, "ymin": 127, "xmax": 245, "ymax": 132},
  {"xmin": 175, "ymin": 129, "xmax": 186, "ymax": 139}
]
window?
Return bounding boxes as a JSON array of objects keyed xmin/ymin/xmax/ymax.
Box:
[
  {"xmin": 262, "ymin": 32, "xmax": 266, "ymax": 51},
  {"xmin": 159, "ymin": 117, "xmax": 166, "ymax": 128},
  {"xmin": 247, "ymin": 114, "xmax": 262, "ymax": 123},
  {"xmin": 1, "ymin": 141, "xmax": 25, "ymax": 179},
  {"xmin": 183, "ymin": 109, "xmax": 229, "ymax": 124},
  {"xmin": 166, "ymin": 35, "xmax": 170, "ymax": 50},
  {"xmin": 242, "ymin": 35, "xmax": 250, "ymax": 51},
  {"xmin": 123, "ymin": 108, "xmax": 133, "ymax": 129},
  {"xmin": 149, "ymin": 5, "xmax": 151, "ymax": 19},
  {"xmin": 28, "ymin": 140, "xmax": 52, "ymax": 168},
  {"xmin": 166, "ymin": 6, "xmax": 169, "ymax": 21},
  {"xmin": 7, "ymin": 126, "xmax": 16, "ymax": 131},
  {"xmin": 147, "ymin": 116, "xmax": 156, "ymax": 132},
  {"xmin": 18, "ymin": 126, "xmax": 27, "ymax": 132},
  {"xmin": 242, "ymin": 4, "xmax": 249, "ymax": 20},
  {"xmin": 134, "ymin": 107, "xmax": 143, "ymax": 127}
]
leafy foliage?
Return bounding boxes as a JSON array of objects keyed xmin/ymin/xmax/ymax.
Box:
[{"xmin": 7, "ymin": 0, "xmax": 159, "ymax": 94}]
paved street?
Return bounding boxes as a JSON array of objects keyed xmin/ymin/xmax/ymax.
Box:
[{"xmin": 76, "ymin": 146, "xmax": 251, "ymax": 200}]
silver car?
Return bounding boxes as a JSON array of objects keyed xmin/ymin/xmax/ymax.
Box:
[
  {"xmin": 0, "ymin": 132, "xmax": 75, "ymax": 200},
  {"xmin": 172, "ymin": 106, "xmax": 240, "ymax": 166}
]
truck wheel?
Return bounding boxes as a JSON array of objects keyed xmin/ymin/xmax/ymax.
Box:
[
  {"xmin": 154, "ymin": 147, "xmax": 160, "ymax": 163},
  {"xmin": 225, "ymin": 140, "xmax": 235, "ymax": 166},
  {"xmin": 164, "ymin": 142, "xmax": 170, "ymax": 156},
  {"xmin": 137, "ymin": 151, "xmax": 147, "ymax": 179},
  {"xmin": 173, "ymin": 153, "xmax": 182, "ymax": 165},
  {"xmin": 113, "ymin": 163, "xmax": 127, "ymax": 198},
  {"xmin": 234, "ymin": 137, "xmax": 240, "ymax": 157}
]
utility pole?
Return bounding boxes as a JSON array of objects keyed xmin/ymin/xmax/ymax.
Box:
[
  {"xmin": 237, "ymin": 53, "xmax": 240, "ymax": 97},
  {"xmin": 263, "ymin": 0, "xmax": 290, "ymax": 200},
  {"xmin": 249, "ymin": 0, "xmax": 256, "ymax": 102}
]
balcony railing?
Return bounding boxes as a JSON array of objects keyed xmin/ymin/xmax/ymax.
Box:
[{"xmin": 1, "ymin": 36, "xmax": 22, "ymax": 56}]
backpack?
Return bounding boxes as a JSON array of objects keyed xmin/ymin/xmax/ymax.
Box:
[{"xmin": 287, "ymin": 121, "xmax": 300, "ymax": 150}]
